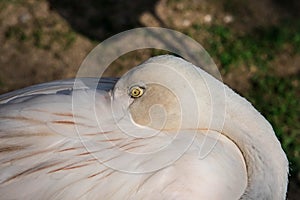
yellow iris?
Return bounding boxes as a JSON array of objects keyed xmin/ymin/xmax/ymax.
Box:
[{"xmin": 129, "ymin": 86, "xmax": 144, "ymax": 98}]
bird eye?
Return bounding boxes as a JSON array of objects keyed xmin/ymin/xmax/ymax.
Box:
[{"xmin": 129, "ymin": 86, "xmax": 144, "ymax": 98}]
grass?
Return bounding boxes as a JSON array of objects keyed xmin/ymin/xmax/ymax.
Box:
[
  {"xmin": 246, "ymin": 74, "xmax": 300, "ymax": 175},
  {"xmin": 187, "ymin": 18, "xmax": 300, "ymax": 177},
  {"xmin": 5, "ymin": 24, "xmax": 76, "ymax": 50},
  {"xmin": 3, "ymin": 0, "xmax": 77, "ymax": 51},
  {"xmin": 5, "ymin": 26, "xmax": 27, "ymax": 41},
  {"xmin": 194, "ymin": 21, "xmax": 300, "ymax": 72}
]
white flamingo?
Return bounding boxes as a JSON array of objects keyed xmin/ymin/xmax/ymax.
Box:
[{"xmin": 0, "ymin": 55, "xmax": 288, "ymax": 199}]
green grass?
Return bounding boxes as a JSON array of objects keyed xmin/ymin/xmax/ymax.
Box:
[
  {"xmin": 246, "ymin": 74, "xmax": 300, "ymax": 175},
  {"xmin": 3, "ymin": 0, "xmax": 77, "ymax": 51},
  {"xmin": 5, "ymin": 26, "xmax": 27, "ymax": 41},
  {"xmin": 188, "ymin": 20, "xmax": 300, "ymax": 73},
  {"xmin": 187, "ymin": 19, "xmax": 300, "ymax": 176},
  {"xmin": 5, "ymin": 24, "xmax": 76, "ymax": 51},
  {"xmin": 192, "ymin": 24, "xmax": 268, "ymax": 71}
]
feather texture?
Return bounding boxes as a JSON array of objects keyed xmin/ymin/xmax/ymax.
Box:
[{"xmin": 0, "ymin": 55, "xmax": 288, "ymax": 199}]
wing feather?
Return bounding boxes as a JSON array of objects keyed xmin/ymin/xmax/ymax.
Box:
[{"xmin": 0, "ymin": 77, "xmax": 118, "ymax": 104}]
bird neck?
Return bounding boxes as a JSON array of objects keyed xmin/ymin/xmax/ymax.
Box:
[{"xmin": 222, "ymin": 92, "xmax": 288, "ymax": 199}]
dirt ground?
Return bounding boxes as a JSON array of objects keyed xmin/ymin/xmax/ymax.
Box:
[
  {"xmin": 0, "ymin": 0, "xmax": 299, "ymax": 198},
  {"xmin": 1, "ymin": 0, "xmax": 300, "ymax": 93}
]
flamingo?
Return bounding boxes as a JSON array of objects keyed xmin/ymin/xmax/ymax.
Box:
[{"xmin": 0, "ymin": 55, "xmax": 288, "ymax": 199}]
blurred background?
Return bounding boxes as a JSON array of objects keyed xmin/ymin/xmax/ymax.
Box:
[{"xmin": 0, "ymin": 0, "xmax": 299, "ymax": 198}]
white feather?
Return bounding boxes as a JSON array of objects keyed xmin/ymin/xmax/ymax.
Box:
[{"xmin": 0, "ymin": 55, "xmax": 288, "ymax": 199}]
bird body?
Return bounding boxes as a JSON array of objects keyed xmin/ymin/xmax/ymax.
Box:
[{"xmin": 0, "ymin": 55, "xmax": 288, "ymax": 199}]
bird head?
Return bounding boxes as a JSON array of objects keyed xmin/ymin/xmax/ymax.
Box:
[
  {"xmin": 112, "ymin": 55, "xmax": 225, "ymax": 132},
  {"xmin": 111, "ymin": 55, "xmax": 288, "ymax": 199}
]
